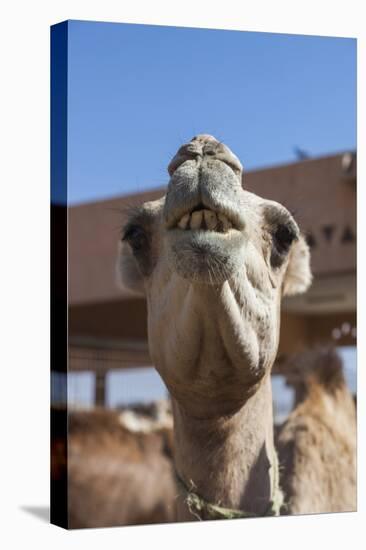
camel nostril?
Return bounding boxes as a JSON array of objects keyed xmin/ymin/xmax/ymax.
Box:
[
  {"xmin": 186, "ymin": 144, "xmax": 202, "ymax": 156},
  {"xmin": 168, "ymin": 139, "xmax": 209, "ymax": 176},
  {"xmin": 175, "ymin": 144, "xmax": 200, "ymax": 158}
]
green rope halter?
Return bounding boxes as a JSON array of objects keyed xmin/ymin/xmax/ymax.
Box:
[{"xmin": 176, "ymin": 451, "xmax": 284, "ymax": 521}]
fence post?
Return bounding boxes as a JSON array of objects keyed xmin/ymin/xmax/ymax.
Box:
[{"xmin": 95, "ymin": 371, "xmax": 106, "ymax": 407}]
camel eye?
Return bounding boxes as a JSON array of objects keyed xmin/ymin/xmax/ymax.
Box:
[
  {"xmin": 273, "ymin": 224, "xmax": 296, "ymax": 253},
  {"xmin": 271, "ymin": 224, "xmax": 297, "ymax": 267},
  {"xmin": 122, "ymin": 225, "xmax": 148, "ymax": 253}
]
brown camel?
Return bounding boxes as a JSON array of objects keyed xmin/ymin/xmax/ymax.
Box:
[
  {"xmin": 67, "ymin": 406, "xmax": 176, "ymax": 528},
  {"xmin": 117, "ymin": 134, "xmax": 312, "ymax": 521},
  {"xmin": 276, "ymin": 348, "xmax": 357, "ymax": 514}
]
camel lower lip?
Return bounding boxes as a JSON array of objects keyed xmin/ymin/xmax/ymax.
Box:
[
  {"xmin": 166, "ymin": 229, "xmax": 245, "ymax": 283},
  {"xmin": 167, "ymin": 227, "xmax": 242, "ymax": 245}
]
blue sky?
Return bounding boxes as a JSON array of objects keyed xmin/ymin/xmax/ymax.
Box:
[{"xmin": 67, "ymin": 20, "xmax": 356, "ymax": 205}]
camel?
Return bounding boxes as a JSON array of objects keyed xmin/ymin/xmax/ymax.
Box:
[
  {"xmin": 275, "ymin": 348, "xmax": 357, "ymax": 514},
  {"xmin": 117, "ymin": 134, "xmax": 313, "ymax": 521},
  {"xmin": 118, "ymin": 399, "xmax": 173, "ymax": 434},
  {"xmin": 67, "ymin": 405, "xmax": 176, "ymax": 528}
]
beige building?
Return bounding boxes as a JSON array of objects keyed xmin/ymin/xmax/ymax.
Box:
[{"xmin": 68, "ymin": 151, "xmax": 356, "ymax": 404}]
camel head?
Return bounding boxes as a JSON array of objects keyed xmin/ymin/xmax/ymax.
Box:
[
  {"xmin": 117, "ymin": 135, "xmax": 312, "ymax": 417},
  {"xmin": 278, "ymin": 348, "xmax": 347, "ymax": 405}
]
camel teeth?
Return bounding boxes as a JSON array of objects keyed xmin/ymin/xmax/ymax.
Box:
[
  {"xmin": 176, "ymin": 209, "xmax": 234, "ymax": 231},
  {"xmin": 178, "ymin": 213, "xmax": 190, "ymax": 229},
  {"xmin": 218, "ymin": 213, "xmax": 232, "ymax": 232},
  {"xmin": 190, "ymin": 210, "xmax": 203, "ymax": 229},
  {"xmin": 203, "ymin": 209, "xmax": 217, "ymax": 230}
]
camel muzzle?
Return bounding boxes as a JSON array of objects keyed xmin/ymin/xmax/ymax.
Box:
[
  {"xmin": 168, "ymin": 134, "xmax": 243, "ymax": 178},
  {"xmin": 164, "ymin": 135, "xmax": 246, "ymax": 233}
]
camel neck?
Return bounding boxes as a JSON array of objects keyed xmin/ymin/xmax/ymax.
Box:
[{"xmin": 172, "ymin": 375, "xmax": 279, "ymax": 521}]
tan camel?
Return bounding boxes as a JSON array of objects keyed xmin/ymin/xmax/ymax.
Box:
[
  {"xmin": 117, "ymin": 134, "xmax": 312, "ymax": 520},
  {"xmin": 118, "ymin": 399, "xmax": 173, "ymax": 434},
  {"xmin": 276, "ymin": 348, "xmax": 357, "ymax": 514},
  {"xmin": 67, "ymin": 406, "xmax": 176, "ymax": 528}
]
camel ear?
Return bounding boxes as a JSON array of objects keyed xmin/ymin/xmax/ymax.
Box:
[
  {"xmin": 116, "ymin": 241, "xmax": 145, "ymax": 296},
  {"xmin": 283, "ymin": 235, "xmax": 312, "ymax": 296}
]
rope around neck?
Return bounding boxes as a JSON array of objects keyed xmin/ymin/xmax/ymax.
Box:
[{"xmin": 175, "ymin": 451, "xmax": 284, "ymax": 521}]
